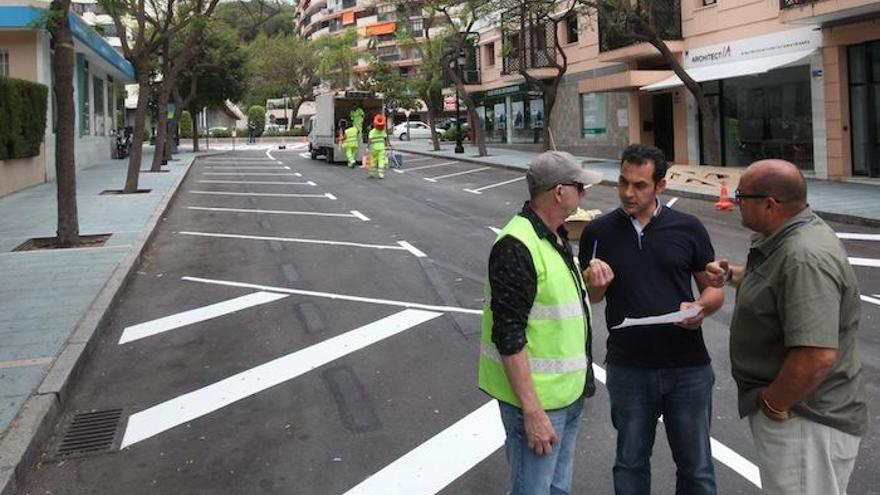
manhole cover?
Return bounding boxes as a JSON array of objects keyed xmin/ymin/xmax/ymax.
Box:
[{"xmin": 53, "ymin": 409, "xmax": 123, "ymax": 459}]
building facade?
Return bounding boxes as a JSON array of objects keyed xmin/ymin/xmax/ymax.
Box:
[
  {"xmin": 0, "ymin": 3, "xmax": 134, "ymax": 197},
  {"xmin": 466, "ymin": 0, "xmax": 880, "ymax": 180}
]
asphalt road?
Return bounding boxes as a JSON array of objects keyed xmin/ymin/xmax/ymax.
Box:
[{"xmin": 19, "ymin": 147, "xmax": 880, "ymax": 494}]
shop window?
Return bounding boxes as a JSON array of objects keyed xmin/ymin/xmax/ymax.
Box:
[
  {"xmin": 566, "ymin": 14, "xmax": 579, "ymax": 44},
  {"xmin": 484, "ymin": 43, "xmax": 495, "ymax": 66},
  {"xmin": 0, "ymin": 51, "xmax": 8, "ymax": 77},
  {"xmin": 93, "ymin": 76, "xmax": 105, "ymax": 136}
]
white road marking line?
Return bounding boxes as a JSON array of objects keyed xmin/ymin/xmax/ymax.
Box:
[
  {"xmin": 464, "ymin": 176, "xmax": 525, "ymax": 194},
  {"xmin": 178, "ymin": 231, "xmax": 421, "ymax": 255},
  {"xmin": 589, "ymin": 363, "xmax": 762, "ymax": 488},
  {"xmin": 188, "ymin": 191, "xmax": 332, "ymax": 199},
  {"xmin": 394, "ymin": 161, "xmax": 458, "ymax": 174},
  {"xmin": 425, "ymin": 167, "xmax": 491, "ymax": 182},
  {"xmin": 186, "ymin": 206, "xmax": 368, "ymax": 219},
  {"xmin": 848, "ymin": 257, "xmax": 880, "ymax": 268},
  {"xmin": 120, "ymin": 309, "xmax": 443, "ymax": 448},
  {"xmin": 403, "ymin": 157, "xmax": 434, "ymax": 163},
  {"xmin": 202, "ymin": 172, "xmax": 301, "ymax": 176},
  {"xmin": 0, "ymin": 357, "xmax": 55, "ymax": 369},
  {"xmin": 488, "ymin": 227, "xmax": 501, "ymax": 234},
  {"xmin": 276, "ymin": 161, "xmax": 283, "ymax": 164},
  {"xmin": 266, "ymin": 150, "xmax": 275, "ymax": 160},
  {"xmin": 118, "ymin": 292, "xmax": 288, "ymax": 345},
  {"xmin": 182, "ymin": 276, "xmax": 483, "ymax": 315},
  {"xmin": 284, "ymin": 166, "xmax": 291, "ymax": 170},
  {"xmin": 197, "ymin": 180, "xmax": 315, "ymax": 186},
  {"xmin": 837, "ymin": 233, "xmax": 880, "ymax": 241},
  {"xmin": 204, "ymin": 166, "xmax": 286, "ymax": 170},
  {"xmin": 862, "ymin": 295, "xmax": 880, "ymax": 307},
  {"xmin": 299, "ymin": 152, "xmax": 310, "ymax": 159},
  {"xmin": 343, "ymin": 400, "xmax": 506, "ymax": 495},
  {"xmin": 350, "ymin": 210, "xmax": 371, "ymax": 221},
  {"xmin": 325, "ymin": 193, "xmax": 337, "ymax": 200},
  {"xmin": 397, "ymin": 241, "xmax": 427, "ymax": 258},
  {"xmin": 666, "ymin": 197, "xmax": 679, "ymax": 208}
]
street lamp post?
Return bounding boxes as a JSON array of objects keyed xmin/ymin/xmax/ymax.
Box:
[
  {"xmin": 283, "ymin": 94, "xmax": 288, "ymax": 130},
  {"xmin": 453, "ymin": 51, "xmax": 466, "ymax": 154}
]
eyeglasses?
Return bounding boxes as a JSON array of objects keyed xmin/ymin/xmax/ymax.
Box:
[
  {"xmin": 734, "ymin": 190, "xmax": 769, "ymax": 204},
  {"xmin": 556, "ymin": 182, "xmax": 586, "ymax": 193}
]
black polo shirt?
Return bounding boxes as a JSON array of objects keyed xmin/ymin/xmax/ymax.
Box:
[{"xmin": 578, "ymin": 206, "xmax": 714, "ymax": 368}]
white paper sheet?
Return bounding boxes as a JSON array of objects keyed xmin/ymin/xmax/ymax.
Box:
[{"xmin": 611, "ymin": 306, "xmax": 702, "ymax": 330}]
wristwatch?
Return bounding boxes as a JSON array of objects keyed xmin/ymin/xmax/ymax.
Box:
[{"xmin": 759, "ymin": 389, "xmax": 791, "ymax": 422}]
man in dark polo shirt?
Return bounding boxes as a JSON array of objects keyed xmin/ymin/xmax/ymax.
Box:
[
  {"xmin": 706, "ymin": 159, "xmax": 867, "ymax": 495},
  {"xmin": 578, "ymin": 144, "xmax": 724, "ymax": 495}
]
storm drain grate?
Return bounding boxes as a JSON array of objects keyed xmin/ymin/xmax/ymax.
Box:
[{"xmin": 55, "ymin": 409, "xmax": 123, "ymax": 458}]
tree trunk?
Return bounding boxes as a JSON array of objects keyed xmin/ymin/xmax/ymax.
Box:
[
  {"xmin": 458, "ymin": 86, "xmax": 486, "ymax": 156},
  {"xmin": 50, "ymin": 0, "xmax": 79, "ymax": 247},
  {"xmin": 191, "ymin": 105, "xmax": 200, "ymax": 152},
  {"xmin": 542, "ymin": 82, "xmax": 559, "ymax": 152},
  {"xmin": 426, "ymin": 104, "xmax": 440, "ymax": 151},
  {"xmin": 171, "ymin": 103, "xmax": 182, "ymax": 155},
  {"xmin": 150, "ymin": 81, "xmax": 173, "ymax": 171},
  {"xmin": 124, "ymin": 71, "xmax": 149, "ymax": 192}
]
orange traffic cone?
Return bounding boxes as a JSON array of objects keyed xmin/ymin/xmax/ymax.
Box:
[{"xmin": 715, "ymin": 182, "xmax": 735, "ymax": 212}]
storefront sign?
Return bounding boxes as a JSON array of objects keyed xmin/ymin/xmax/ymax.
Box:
[
  {"xmin": 685, "ymin": 25, "xmax": 821, "ymax": 68},
  {"xmin": 485, "ymin": 84, "xmax": 527, "ymax": 98}
]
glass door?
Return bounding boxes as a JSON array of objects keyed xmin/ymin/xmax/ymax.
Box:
[{"xmin": 849, "ymin": 41, "xmax": 880, "ymax": 177}]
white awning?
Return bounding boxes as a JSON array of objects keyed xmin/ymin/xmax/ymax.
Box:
[{"xmin": 641, "ymin": 49, "xmax": 815, "ymax": 91}]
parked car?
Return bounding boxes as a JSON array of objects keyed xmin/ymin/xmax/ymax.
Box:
[
  {"xmin": 208, "ymin": 126, "xmax": 230, "ymax": 137},
  {"xmin": 392, "ymin": 121, "xmax": 438, "ymax": 141}
]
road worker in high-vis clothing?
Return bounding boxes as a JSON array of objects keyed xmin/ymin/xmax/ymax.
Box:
[
  {"xmin": 368, "ymin": 114, "xmax": 389, "ymax": 179},
  {"xmin": 342, "ymin": 121, "xmax": 360, "ymax": 168}
]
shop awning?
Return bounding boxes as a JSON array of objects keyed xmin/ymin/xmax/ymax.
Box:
[
  {"xmin": 365, "ymin": 21, "xmax": 396, "ymax": 36},
  {"xmin": 641, "ymin": 49, "xmax": 815, "ymax": 91}
]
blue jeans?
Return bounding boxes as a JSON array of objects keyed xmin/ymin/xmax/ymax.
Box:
[
  {"xmin": 607, "ymin": 363, "xmax": 716, "ymax": 495},
  {"xmin": 498, "ymin": 398, "xmax": 585, "ymax": 495}
]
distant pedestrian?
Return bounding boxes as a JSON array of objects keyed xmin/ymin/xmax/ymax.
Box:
[
  {"xmin": 368, "ymin": 114, "xmax": 389, "ymax": 179},
  {"xmin": 578, "ymin": 144, "xmax": 723, "ymax": 495},
  {"xmin": 705, "ymin": 159, "xmax": 867, "ymax": 495},
  {"xmin": 247, "ymin": 121, "xmax": 256, "ymax": 144},
  {"xmin": 478, "ymin": 151, "xmax": 602, "ymax": 495}
]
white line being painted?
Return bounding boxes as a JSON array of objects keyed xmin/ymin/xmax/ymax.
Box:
[
  {"xmin": 178, "ymin": 231, "xmax": 424, "ymax": 256},
  {"xmin": 589, "ymin": 363, "xmax": 761, "ymax": 488},
  {"xmin": 861, "ymin": 295, "xmax": 880, "ymax": 307},
  {"xmin": 464, "ymin": 176, "xmax": 525, "ymax": 194},
  {"xmin": 204, "ymin": 166, "xmax": 286, "ymax": 170},
  {"xmin": 186, "ymin": 206, "xmax": 369, "ymax": 221},
  {"xmin": 837, "ymin": 233, "xmax": 880, "ymax": 241},
  {"xmin": 188, "ymin": 191, "xmax": 334, "ymax": 199},
  {"xmin": 266, "ymin": 149, "xmax": 276, "ymax": 161},
  {"xmin": 202, "ymin": 172, "xmax": 301, "ymax": 176},
  {"xmin": 425, "ymin": 167, "xmax": 491, "ymax": 182},
  {"xmin": 118, "ymin": 291, "xmax": 288, "ymax": 344},
  {"xmin": 666, "ymin": 197, "xmax": 679, "ymax": 208},
  {"xmin": 343, "ymin": 400, "xmax": 506, "ymax": 495},
  {"xmin": 326, "ymin": 193, "xmax": 338, "ymax": 200},
  {"xmin": 848, "ymin": 257, "xmax": 880, "ymax": 268},
  {"xmin": 350, "ymin": 210, "xmax": 371, "ymax": 221},
  {"xmin": 182, "ymin": 276, "xmax": 483, "ymax": 315},
  {"xmin": 488, "ymin": 227, "xmax": 501, "ymax": 234},
  {"xmin": 393, "ymin": 161, "xmax": 458, "ymax": 174},
  {"xmin": 197, "ymin": 180, "xmax": 316, "ymax": 186},
  {"xmin": 120, "ymin": 309, "xmax": 443, "ymax": 448},
  {"xmin": 403, "ymin": 157, "xmax": 434, "ymax": 164}
]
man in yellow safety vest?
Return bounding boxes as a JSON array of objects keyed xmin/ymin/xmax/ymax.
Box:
[
  {"xmin": 342, "ymin": 121, "xmax": 360, "ymax": 169},
  {"xmin": 368, "ymin": 114, "xmax": 389, "ymax": 179}
]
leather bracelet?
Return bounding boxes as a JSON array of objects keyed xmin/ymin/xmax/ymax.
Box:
[{"xmin": 760, "ymin": 390, "xmax": 791, "ymax": 421}]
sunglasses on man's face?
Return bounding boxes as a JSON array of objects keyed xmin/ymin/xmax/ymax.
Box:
[
  {"xmin": 733, "ymin": 190, "xmax": 770, "ymax": 204},
  {"xmin": 554, "ymin": 182, "xmax": 586, "ymax": 193}
]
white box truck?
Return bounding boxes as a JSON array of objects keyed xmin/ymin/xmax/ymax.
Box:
[{"xmin": 308, "ymin": 91, "xmax": 384, "ymax": 164}]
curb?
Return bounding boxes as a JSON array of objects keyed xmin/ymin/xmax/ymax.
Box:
[
  {"xmin": 0, "ymin": 152, "xmax": 219, "ymax": 495},
  {"xmin": 400, "ymin": 148, "xmax": 879, "ymax": 227}
]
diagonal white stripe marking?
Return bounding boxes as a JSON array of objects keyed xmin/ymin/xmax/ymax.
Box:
[
  {"xmin": 836, "ymin": 233, "xmax": 880, "ymax": 241},
  {"xmin": 464, "ymin": 176, "xmax": 525, "ymax": 194},
  {"xmin": 178, "ymin": 231, "xmax": 415, "ymax": 254},
  {"xmin": 488, "ymin": 227, "xmax": 501, "ymax": 234},
  {"xmin": 861, "ymin": 295, "xmax": 880, "ymax": 307},
  {"xmin": 181, "ymin": 276, "xmax": 483, "ymax": 315},
  {"xmin": 326, "ymin": 193, "xmax": 337, "ymax": 200},
  {"xmin": 203, "ymin": 172, "xmax": 300, "ymax": 176},
  {"xmin": 397, "ymin": 241, "xmax": 427, "ymax": 258},
  {"xmin": 343, "ymin": 400, "xmax": 505, "ymax": 495},
  {"xmin": 186, "ymin": 206, "xmax": 363, "ymax": 219},
  {"xmin": 197, "ymin": 180, "xmax": 313, "ymax": 185},
  {"xmin": 848, "ymin": 257, "xmax": 880, "ymax": 268},
  {"xmin": 666, "ymin": 197, "xmax": 679, "ymax": 208},
  {"xmin": 425, "ymin": 167, "xmax": 491, "ymax": 182},
  {"xmin": 397, "ymin": 161, "xmax": 458, "ymax": 173},
  {"xmin": 350, "ymin": 210, "xmax": 371, "ymax": 221},
  {"xmin": 118, "ymin": 292, "xmax": 288, "ymax": 344},
  {"xmin": 120, "ymin": 309, "xmax": 442, "ymax": 448},
  {"xmin": 188, "ymin": 191, "xmax": 331, "ymax": 199}
]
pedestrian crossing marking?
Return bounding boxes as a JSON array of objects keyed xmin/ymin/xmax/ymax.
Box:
[{"xmin": 120, "ymin": 309, "xmax": 442, "ymax": 448}]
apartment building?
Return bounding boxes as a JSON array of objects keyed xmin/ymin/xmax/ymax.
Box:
[
  {"xmin": 467, "ymin": 0, "xmax": 880, "ymax": 179},
  {"xmin": 0, "ymin": 2, "xmax": 134, "ymax": 197}
]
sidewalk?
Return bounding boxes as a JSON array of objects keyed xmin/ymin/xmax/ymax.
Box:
[
  {"xmin": 394, "ymin": 141, "xmax": 880, "ymax": 226},
  {"xmin": 0, "ymin": 148, "xmax": 218, "ymax": 495}
]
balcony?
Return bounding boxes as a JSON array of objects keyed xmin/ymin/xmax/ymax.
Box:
[
  {"xmin": 598, "ymin": 0, "xmax": 682, "ymax": 53},
  {"xmin": 501, "ymin": 20, "xmax": 558, "ymax": 75},
  {"xmin": 779, "ymin": 0, "xmax": 880, "ymax": 24}
]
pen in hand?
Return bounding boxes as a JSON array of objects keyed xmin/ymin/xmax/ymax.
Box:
[{"xmin": 591, "ymin": 240, "xmax": 598, "ymax": 260}]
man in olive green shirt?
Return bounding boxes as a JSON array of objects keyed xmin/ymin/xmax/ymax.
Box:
[{"xmin": 706, "ymin": 160, "xmax": 867, "ymax": 495}]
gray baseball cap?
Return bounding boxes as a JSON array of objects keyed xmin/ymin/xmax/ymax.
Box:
[{"xmin": 526, "ymin": 151, "xmax": 603, "ymax": 197}]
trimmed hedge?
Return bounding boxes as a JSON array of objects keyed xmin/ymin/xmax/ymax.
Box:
[{"xmin": 0, "ymin": 77, "xmax": 49, "ymax": 160}]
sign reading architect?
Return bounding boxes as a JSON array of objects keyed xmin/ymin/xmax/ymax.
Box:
[{"xmin": 685, "ymin": 25, "xmax": 822, "ymax": 68}]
